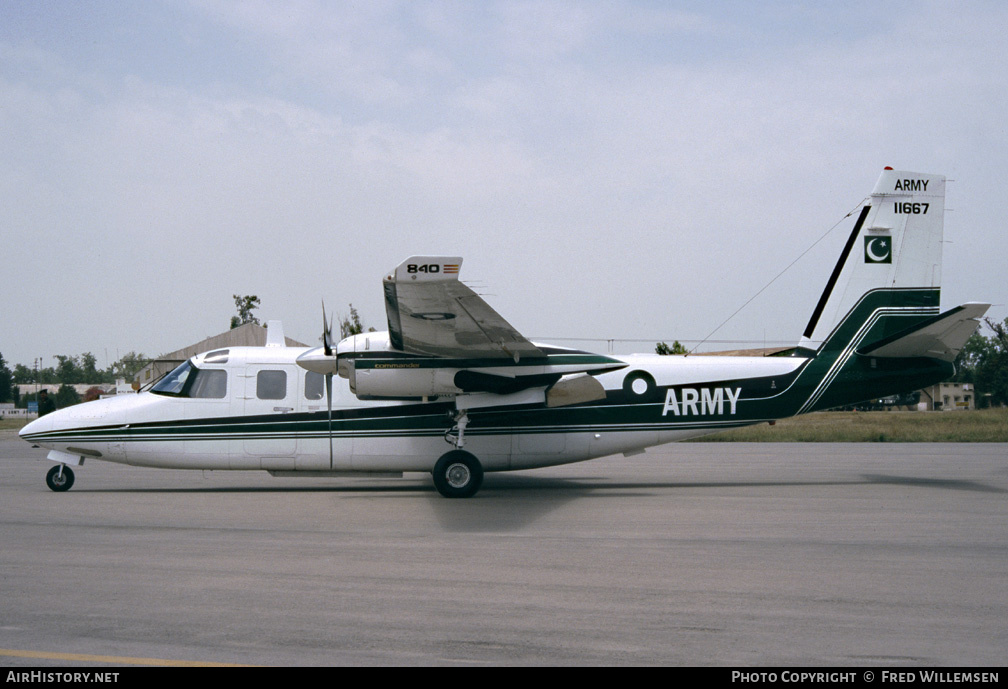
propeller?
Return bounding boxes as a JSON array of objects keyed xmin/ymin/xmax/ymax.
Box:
[
  {"xmin": 295, "ymin": 302, "xmax": 341, "ymax": 470},
  {"xmin": 322, "ymin": 301, "xmax": 335, "ymax": 357},
  {"xmin": 322, "ymin": 301, "xmax": 335, "ymax": 469}
]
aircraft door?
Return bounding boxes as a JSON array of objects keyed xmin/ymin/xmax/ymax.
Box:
[
  {"xmin": 182, "ymin": 365, "xmax": 230, "ymax": 467},
  {"xmin": 237, "ymin": 364, "xmax": 298, "ymax": 466}
]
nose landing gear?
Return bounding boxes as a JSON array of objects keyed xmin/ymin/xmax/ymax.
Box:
[{"xmin": 46, "ymin": 464, "xmax": 75, "ymax": 492}]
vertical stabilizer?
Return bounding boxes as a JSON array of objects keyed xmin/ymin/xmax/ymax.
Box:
[
  {"xmin": 799, "ymin": 169, "xmax": 945, "ymax": 349},
  {"xmin": 790, "ymin": 169, "xmax": 951, "ymax": 413}
]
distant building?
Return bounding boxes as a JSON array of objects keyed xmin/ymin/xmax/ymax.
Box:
[
  {"xmin": 919, "ymin": 382, "xmax": 974, "ymax": 411},
  {"xmin": 1, "ymin": 403, "xmax": 34, "ymax": 418},
  {"xmin": 100, "ymin": 379, "xmax": 136, "ymax": 398},
  {"xmin": 695, "ymin": 347, "xmax": 794, "ymax": 357},
  {"xmin": 16, "ymin": 383, "xmax": 113, "ymax": 398},
  {"xmin": 133, "ymin": 322, "xmax": 307, "ymax": 389}
]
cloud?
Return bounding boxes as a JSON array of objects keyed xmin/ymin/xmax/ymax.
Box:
[{"xmin": 2, "ymin": 2, "xmax": 1006, "ymax": 366}]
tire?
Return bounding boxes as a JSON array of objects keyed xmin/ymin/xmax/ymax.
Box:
[
  {"xmin": 46, "ymin": 465, "xmax": 75, "ymax": 492},
  {"xmin": 432, "ymin": 450, "xmax": 483, "ymax": 498}
]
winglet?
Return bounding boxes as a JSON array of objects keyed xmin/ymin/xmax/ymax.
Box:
[
  {"xmin": 382, "ymin": 255, "xmax": 543, "ymax": 360},
  {"xmin": 386, "ymin": 256, "xmax": 463, "ymax": 283}
]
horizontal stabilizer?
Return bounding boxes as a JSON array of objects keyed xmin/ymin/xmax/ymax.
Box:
[{"xmin": 859, "ymin": 303, "xmax": 990, "ymax": 361}]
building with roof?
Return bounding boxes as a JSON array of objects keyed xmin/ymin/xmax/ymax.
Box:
[{"xmin": 918, "ymin": 382, "xmax": 975, "ymax": 411}]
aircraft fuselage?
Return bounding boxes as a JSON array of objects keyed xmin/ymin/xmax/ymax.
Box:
[{"xmin": 19, "ymin": 338, "xmax": 949, "ymax": 476}]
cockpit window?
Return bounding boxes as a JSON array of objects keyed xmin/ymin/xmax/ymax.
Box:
[
  {"xmin": 151, "ymin": 361, "xmax": 194, "ymax": 396},
  {"xmin": 151, "ymin": 360, "xmax": 227, "ymax": 399},
  {"xmin": 189, "ymin": 369, "xmax": 227, "ymax": 398}
]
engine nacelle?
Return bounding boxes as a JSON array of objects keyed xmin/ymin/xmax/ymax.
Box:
[
  {"xmin": 348, "ymin": 359, "xmax": 461, "ymax": 399},
  {"xmin": 346, "ymin": 359, "xmax": 566, "ymax": 400},
  {"xmin": 337, "ymin": 332, "xmax": 395, "ymax": 379}
]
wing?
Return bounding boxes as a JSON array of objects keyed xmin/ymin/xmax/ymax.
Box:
[{"xmin": 383, "ymin": 256, "xmax": 544, "ymax": 361}]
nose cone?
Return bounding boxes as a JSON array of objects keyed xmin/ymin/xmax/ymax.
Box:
[
  {"xmin": 19, "ymin": 396, "xmax": 130, "ymax": 447},
  {"xmin": 19, "ymin": 413, "xmax": 54, "ymax": 442}
]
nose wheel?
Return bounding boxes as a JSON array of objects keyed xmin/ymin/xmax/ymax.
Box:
[{"xmin": 46, "ymin": 465, "xmax": 75, "ymax": 492}]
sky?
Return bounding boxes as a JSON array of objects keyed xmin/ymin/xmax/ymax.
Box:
[{"xmin": 2, "ymin": 0, "xmax": 1006, "ymax": 370}]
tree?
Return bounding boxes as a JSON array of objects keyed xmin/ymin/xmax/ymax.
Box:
[
  {"xmin": 80, "ymin": 352, "xmax": 100, "ymax": 383},
  {"xmin": 108, "ymin": 352, "xmax": 149, "ymax": 381},
  {"xmin": 83, "ymin": 386, "xmax": 106, "ymax": 402},
  {"xmin": 55, "ymin": 384, "xmax": 81, "ymax": 408},
  {"xmin": 953, "ymin": 317, "xmax": 1008, "ymax": 407},
  {"xmin": 655, "ymin": 340, "xmax": 688, "ymax": 355},
  {"xmin": 55, "ymin": 355, "xmax": 81, "ymax": 385},
  {"xmin": 0, "ymin": 353, "xmax": 12, "ymax": 403},
  {"xmin": 12, "ymin": 363, "xmax": 34, "ymax": 385},
  {"xmin": 339, "ymin": 304, "xmax": 365, "ymax": 339},
  {"xmin": 14, "ymin": 361, "xmax": 55, "ymax": 385},
  {"xmin": 230, "ymin": 294, "xmax": 261, "ymax": 329}
]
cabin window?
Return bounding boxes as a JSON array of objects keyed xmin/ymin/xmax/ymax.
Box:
[
  {"xmin": 305, "ymin": 371, "xmax": 324, "ymax": 400},
  {"xmin": 203, "ymin": 349, "xmax": 229, "ymax": 364},
  {"xmin": 257, "ymin": 370, "xmax": 287, "ymax": 400},
  {"xmin": 189, "ymin": 369, "xmax": 227, "ymax": 399}
]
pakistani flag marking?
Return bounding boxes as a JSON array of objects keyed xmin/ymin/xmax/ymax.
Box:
[{"xmin": 865, "ymin": 236, "xmax": 892, "ymax": 263}]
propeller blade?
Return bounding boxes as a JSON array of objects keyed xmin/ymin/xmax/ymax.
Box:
[
  {"xmin": 326, "ymin": 371, "xmax": 333, "ymax": 470},
  {"xmin": 322, "ymin": 301, "xmax": 334, "ymax": 357}
]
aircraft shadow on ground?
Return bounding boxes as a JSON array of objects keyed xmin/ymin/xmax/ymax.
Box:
[
  {"xmin": 76, "ymin": 471, "xmax": 1005, "ymax": 496},
  {"xmin": 50, "ymin": 471, "xmax": 1006, "ymax": 532}
]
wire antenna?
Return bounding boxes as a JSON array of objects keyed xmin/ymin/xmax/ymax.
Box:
[{"xmin": 689, "ymin": 198, "xmax": 868, "ymax": 355}]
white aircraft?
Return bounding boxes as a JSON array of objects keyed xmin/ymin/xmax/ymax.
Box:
[{"xmin": 21, "ymin": 169, "xmax": 988, "ymax": 497}]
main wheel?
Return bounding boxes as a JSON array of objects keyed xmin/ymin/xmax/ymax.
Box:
[
  {"xmin": 432, "ymin": 450, "xmax": 484, "ymax": 498},
  {"xmin": 46, "ymin": 465, "xmax": 75, "ymax": 492}
]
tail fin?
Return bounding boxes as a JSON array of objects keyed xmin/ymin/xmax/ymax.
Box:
[
  {"xmin": 799, "ymin": 168, "xmax": 945, "ymax": 351},
  {"xmin": 791, "ymin": 169, "xmax": 987, "ymax": 413}
]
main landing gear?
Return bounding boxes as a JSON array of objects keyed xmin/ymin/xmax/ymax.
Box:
[
  {"xmin": 433, "ymin": 408, "xmax": 484, "ymax": 498},
  {"xmin": 46, "ymin": 464, "xmax": 75, "ymax": 492},
  {"xmin": 432, "ymin": 450, "xmax": 483, "ymax": 499}
]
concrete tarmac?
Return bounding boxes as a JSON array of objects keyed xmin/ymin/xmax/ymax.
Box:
[{"xmin": 1, "ymin": 437, "xmax": 1005, "ymax": 666}]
